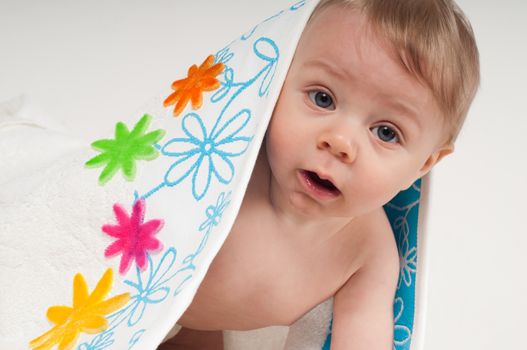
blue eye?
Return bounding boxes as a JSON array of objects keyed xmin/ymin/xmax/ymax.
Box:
[
  {"xmin": 371, "ymin": 125, "xmax": 400, "ymax": 144},
  {"xmin": 308, "ymin": 90, "xmax": 335, "ymax": 110}
]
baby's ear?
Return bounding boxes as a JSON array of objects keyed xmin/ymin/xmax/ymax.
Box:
[{"xmin": 419, "ymin": 143, "xmax": 455, "ymax": 176}]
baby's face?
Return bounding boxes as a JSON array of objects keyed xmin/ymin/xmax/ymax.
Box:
[{"xmin": 265, "ymin": 4, "xmax": 452, "ymax": 219}]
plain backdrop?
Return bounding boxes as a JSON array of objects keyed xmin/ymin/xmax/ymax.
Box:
[{"xmin": 1, "ymin": 0, "xmax": 526, "ymax": 349}]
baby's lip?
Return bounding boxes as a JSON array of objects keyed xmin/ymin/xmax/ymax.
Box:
[{"xmin": 304, "ymin": 169, "xmax": 340, "ymax": 192}]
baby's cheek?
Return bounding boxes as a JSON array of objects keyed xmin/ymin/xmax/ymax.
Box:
[
  {"xmin": 266, "ymin": 121, "xmax": 293, "ymax": 157},
  {"xmin": 360, "ymin": 173, "xmax": 400, "ymax": 208}
]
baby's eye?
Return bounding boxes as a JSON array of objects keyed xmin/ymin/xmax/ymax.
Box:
[
  {"xmin": 370, "ymin": 125, "xmax": 400, "ymax": 144},
  {"xmin": 308, "ymin": 90, "xmax": 335, "ymax": 110}
]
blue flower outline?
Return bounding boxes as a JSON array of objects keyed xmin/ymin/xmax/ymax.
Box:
[
  {"xmin": 290, "ymin": 0, "xmax": 306, "ymax": 11},
  {"xmin": 77, "ymin": 331, "xmax": 114, "ymax": 350},
  {"xmin": 241, "ymin": 10, "xmax": 285, "ymax": 41},
  {"xmin": 128, "ymin": 329, "xmax": 146, "ymax": 349},
  {"xmin": 136, "ymin": 37, "xmax": 278, "ymax": 202},
  {"xmin": 393, "ymin": 297, "xmax": 412, "ymax": 349},
  {"xmin": 387, "ymin": 199, "xmax": 419, "ymax": 289},
  {"xmin": 183, "ymin": 191, "xmax": 232, "ymax": 267},
  {"xmin": 161, "ymin": 111, "xmax": 251, "ymax": 201},
  {"xmin": 107, "ymin": 248, "xmax": 190, "ymax": 327}
]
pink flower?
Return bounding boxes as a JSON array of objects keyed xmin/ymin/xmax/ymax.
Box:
[{"xmin": 102, "ymin": 199, "xmax": 164, "ymax": 274}]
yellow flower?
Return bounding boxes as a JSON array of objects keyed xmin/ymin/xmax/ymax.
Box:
[
  {"xmin": 163, "ymin": 54, "xmax": 224, "ymax": 117},
  {"xmin": 30, "ymin": 268, "xmax": 130, "ymax": 350}
]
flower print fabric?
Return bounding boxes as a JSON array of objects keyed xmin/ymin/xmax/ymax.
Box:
[
  {"xmin": 103, "ymin": 199, "xmax": 164, "ymax": 274},
  {"xmin": 163, "ymin": 55, "xmax": 225, "ymax": 117},
  {"xmin": 85, "ymin": 114, "xmax": 166, "ymax": 185},
  {"xmin": 30, "ymin": 269, "xmax": 129, "ymax": 350}
]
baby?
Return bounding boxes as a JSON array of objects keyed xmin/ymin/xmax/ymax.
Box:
[{"xmin": 163, "ymin": 0, "xmax": 479, "ymax": 348}]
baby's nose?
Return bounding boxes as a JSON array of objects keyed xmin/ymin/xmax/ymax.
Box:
[{"xmin": 316, "ymin": 133, "xmax": 356, "ymax": 163}]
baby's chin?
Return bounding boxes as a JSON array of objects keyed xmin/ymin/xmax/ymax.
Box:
[{"xmin": 288, "ymin": 191, "xmax": 353, "ymax": 219}]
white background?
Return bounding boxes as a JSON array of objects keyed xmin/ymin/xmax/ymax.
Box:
[{"xmin": 1, "ymin": 0, "xmax": 525, "ymax": 349}]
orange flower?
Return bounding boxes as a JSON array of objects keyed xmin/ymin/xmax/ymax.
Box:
[{"xmin": 163, "ymin": 54, "xmax": 224, "ymax": 117}]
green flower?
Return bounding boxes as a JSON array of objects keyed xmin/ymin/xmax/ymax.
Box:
[{"xmin": 86, "ymin": 114, "xmax": 166, "ymax": 185}]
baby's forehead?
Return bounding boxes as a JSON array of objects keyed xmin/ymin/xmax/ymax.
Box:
[{"xmin": 300, "ymin": 9, "xmax": 398, "ymax": 63}]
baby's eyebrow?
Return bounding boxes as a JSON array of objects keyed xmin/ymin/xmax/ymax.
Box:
[
  {"xmin": 381, "ymin": 98, "xmax": 422, "ymax": 131},
  {"xmin": 302, "ymin": 59, "xmax": 354, "ymax": 82}
]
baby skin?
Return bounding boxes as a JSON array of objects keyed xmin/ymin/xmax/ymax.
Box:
[{"xmin": 167, "ymin": 3, "xmax": 453, "ymax": 349}]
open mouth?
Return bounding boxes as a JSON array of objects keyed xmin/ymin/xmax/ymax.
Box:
[{"xmin": 300, "ymin": 170, "xmax": 341, "ymax": 198}]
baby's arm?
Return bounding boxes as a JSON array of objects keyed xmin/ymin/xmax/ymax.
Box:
[{"xmin": 330, "ymin": 223, "xmax": 400, "ymax": 350}]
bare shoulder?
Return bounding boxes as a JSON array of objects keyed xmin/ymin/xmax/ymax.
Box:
[
  {"xmin": 332, "ymin": 208, "xmax": 400, "ymax": 296},
  {"xmin": 349, "ymin": 207, "xmax": 399, "ymax": 275}
]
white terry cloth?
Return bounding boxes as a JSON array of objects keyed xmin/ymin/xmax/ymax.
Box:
[
  {"xmin": 0, "ymin": 1, "xmax": 324, "ymax": 349},
  {"xmin": 223, "ymin": 298, "xmax": 333, "ymax": 350}
]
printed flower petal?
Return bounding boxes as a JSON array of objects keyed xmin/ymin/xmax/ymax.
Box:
[
  {"xmin": 58, "ymin": 329, "xmax": 79, "ymax": 350},
  {"xmin": 139, "ymin": 220, "xmax": 163, "ymax": 238},
  {"xmin": 134, "ymin": 145, "xmax": 158, "ymax": 159},
  {"xmin": 128, "ymin": 300, "xmax": 147, "ymax": 326},
  {"xmin": 174, "ymin": 94, "xmax": 191, "ymax": 116},
  {"xmin": 164, "ymin": 152, "xmax": 201, "ymax": 185},
  {"xmin": 405, "ymin": 248, "xmax": 417, "ymax": 271},
  {"xmin": 142, "ymin": 237, "xmax": 162, "ymax": 251},
  {"xmin": 211, "ymin": 108, "xmax": 250, "ymax": 140},
  {"xmin": 131, "ymin": 199, "xmax": 145, "ymax": 223},
  {"xmin": 30, "ymin": 326, "xmax": 60, "ymax": 350},
  {"xmin": 144, "ymin": 287, "xmax": 170, "ymax": 304},
  {"xmin": 210, "ymin": 152, "xmax": 235, "ymax": 184},
  {"xmin": 91, "ymin": 293, "xmax": 130, "ymax": 315},
  {"xmin": 30, "ymin": 269, "xmax": 129, "ymax": 350},
  {"xmin": 119, "ymin": 250, "xmax": 133, "ymax": 274},
  {"xmin": 164, "ymin": 89, "xmax": 182, "ymax": 106},
  {"xmin": 129, "ymin": 114, "xmax": 150, "ymax": 138},
  {"xmin": 215, "ymin": 136, "xmax": 251, "ymax": 156},
  {"xmin": 187, "ymin": 64, "xmax": 198, "ymax": 77},
  {"xmin": 122, "ymin": 158, "xmax": 136, "ymax": 180},
  {"xmin": 115, "ymin": 122, "xmax": 129, "ymax": 139},
  {"xmin": 192, "ymin": 155, "xmax": 212, "ymax": 200},
  {"xmin": 138, "ymin": 129, "xmax": 166, "ymax": 147},
  {"xmin": 86, "ymin": 114, "xmax": 165, "ymax": 185},
  {"xmin": 98, "ymin": 160, "xmax": 120, "ymax": 185},
  {"xmin": 91, "ymin": 139, "xmax": 115, "ymax": 152},
  {"xmin": 86, "ymin": 269, "xmax": 113, "ymax": 305},
  {"xmin": 104, "ymin": 240, "xmax": 125, "ymax": 257},
  {"xmin": 80, "ymin": 315, "xmax": 108, "ymax": 333},
  {"xmin": 394, "ymin": 325, "xmax": 411, "ymax": 345},
  {"xmin": 393, "ymin": 297, "xmax": 404, "ymax": 322},
  {"xmin": 73, "ymin": 273, "xmax": 89, "ymax": 308},
  {"xmin": 161, "ymin": 138, "xmax": 200, "ymax": 156},
  {"xmin": 85, "ymin": 153, "xmax": 111, "ymax": 168},
  {"xmin": 101, "ymin": 224, "xmax": 123, "ymax": 239},
  {"xmin": 199, "ymin": 77, "xmax": 221, "ymax": 90},
  {"xmin": 47, "ymin": 306, "xmax": 73, "ymax": 326},
  {"xmin": 182, "ymin": 113, "xmax": 207, "ymax": 142},
  {"xmin": 113, "ymin": 203, "xmax": 130, "ymax": 227},
  {"xmin": 171, "ymin": 78, "xmax": 186, "ymax": 90},
  {"xmin": 190, "ymin": 87, "xmax": 203, "ymax": 109},
  {"xmin": 102, "ymin": 200, "xmax": 164, "ymax": 274},
  {"xmin": 135, "ymin": 250, "xmax": 147, "ymax": 270},
  {"xmin": 164, "ymin": 54, "xmax": 224, "ymax": 116}
]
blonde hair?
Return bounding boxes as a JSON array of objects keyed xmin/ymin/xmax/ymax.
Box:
[{"xmin": 309, "ymin": 0, "xmax": 480, "ymax": 143}]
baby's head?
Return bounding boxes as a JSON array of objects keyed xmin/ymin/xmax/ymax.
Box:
[
  {"xmin": 309, "ymin": 0, "xmax": 480, "ymax": 144},
  {"xmin": 265, "ymin": 0, "xmax": 480, "ymax": 218}
]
